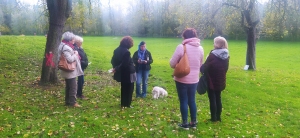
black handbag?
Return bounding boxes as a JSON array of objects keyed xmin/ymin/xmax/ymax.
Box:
[{"xmin": 197, "ymin": 73, "xmax": 207, "ymax": 95}]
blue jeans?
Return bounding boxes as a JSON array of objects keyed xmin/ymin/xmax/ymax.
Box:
[
  {"xmin": 136, "ymin": 69, "xmax": 150, "ymax": 97},
  {"xmin": 175, "ymin": 81, "xmax": 197, "ymax": 124}
]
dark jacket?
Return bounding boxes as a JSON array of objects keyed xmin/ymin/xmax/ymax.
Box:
[
  {"xmin": 201, "ymin": 50, "xmax": 229, "ymax": 91},
  {"xmin": 74, "ymin": 45, "xmax": 89, "ymax": 70},
  {"xmin": 132, "ymin": 50, "xmax": 153, "ymax": 72},
  {"xmin": 111, "ymin": 46, "xmax": 135, "ymax": 83}
]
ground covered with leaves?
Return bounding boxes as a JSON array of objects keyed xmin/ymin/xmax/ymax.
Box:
[{"xmin": 0, "ymin": 36, "xmax": 299, "ymax": 137}]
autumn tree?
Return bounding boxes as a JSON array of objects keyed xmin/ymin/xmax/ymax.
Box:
[
  {"xmin": 262, "ymin": 0, "xmax": 300, "ymax": 41},
  {"xmin": 40, "ymin": 0, "xmax": 72, "ymax": 84},
  {"xmin": 0, "ymin": 0, "xmax": 18, "ymax": 34},
  {"xmin": 222, "ymin": 0, "xmax": 260, "ymax": 70}
]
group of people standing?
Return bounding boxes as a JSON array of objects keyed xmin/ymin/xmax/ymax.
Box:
[
  {"xmin": 57, "ymin": 32, "xmax": 89, "ymax": 107},
  {"xmin": 110, "ymin": 28, "xmax": 229, "ymax": 130},
  {"xmin": 170, "ymin": 28, "xmax": 229, "ymax": 130},
  {"xmin": 58, "ymin": 28, "xmax": 229, "ymax": 130}
]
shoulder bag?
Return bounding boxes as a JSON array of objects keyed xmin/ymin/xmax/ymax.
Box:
[
  {"xmin": 173, "ymin": 44, "xmax": 190, "ymax": 78},
  {"xmin": 58, "ymin": 45, "xmax": 77, "ymax": 72},
  {"xmin": 197, "ymin": 73, "xmax": 207, "ymax": 95}
]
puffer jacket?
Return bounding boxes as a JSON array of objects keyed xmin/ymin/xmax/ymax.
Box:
[
  {"xmin": 57, "ymin": 42, "xmax": 84, "ymax": 79},
  {"xmin": 170, "ymin": 38, "xmax": 204, "ymax": 84},
  {"xmin": 201, "ymin": 49, "xmax": 229, "ymax": 91}
]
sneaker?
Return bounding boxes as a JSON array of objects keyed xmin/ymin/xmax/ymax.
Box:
[
  {"xmin": 189, "ymin": 121, "xmax": 198, "ymax": 129},
  {"xmin": 178, "ymin": 123, "xmax": 189, "ymax": 130}
]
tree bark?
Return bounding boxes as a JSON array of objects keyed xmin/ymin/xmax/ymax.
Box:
[
  {"xmin": 40, "ymin": 0, "xmax": 72, "ymax": 84},
  {"xmin": 223, "ymin": 0, "xmax": 259, "ymax": 70},
  {"xmin": 246, "ymin": 26, "xmax": 256, "ymax": 70}
]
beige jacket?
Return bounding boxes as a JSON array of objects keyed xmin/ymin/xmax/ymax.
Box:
[{"xmin": 57, "ymin": 42, "xmax": 84, "ymax": 79}]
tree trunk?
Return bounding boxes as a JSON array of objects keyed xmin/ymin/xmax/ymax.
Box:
[
  {"xmin": 246, "ymin": 27, "xmax": 256, "ymax": 70},
  {"xmin": 40, "ymin": 0, "xmax": 72, "ymax": 84}
]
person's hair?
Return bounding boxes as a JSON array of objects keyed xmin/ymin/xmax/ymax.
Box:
[
  {"xmin": 62, "ymin": 32, "xmax": 75, "ymax": 41},
  {"xmin": 74, "ymin": 35, "xmax": 83, "ymax": 43},
  {"xmin": 139, "ymin": 41, "xmax": 145, "ymax": 47},
  {"xmin": 120, "ymin": 36, "xmax": 133, "ymax": 49},
  {"xmin": 214, "ymin": 36, "xmax": 228, "ymax": 49},
  {"xmin": 182, "ymin": 28, "xmax": 198, "ymax": 39}
]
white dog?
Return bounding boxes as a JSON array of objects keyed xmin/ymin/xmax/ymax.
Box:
[{"xmin": 152, "ymin": 86, "xmax": 168, "ymax": 99}]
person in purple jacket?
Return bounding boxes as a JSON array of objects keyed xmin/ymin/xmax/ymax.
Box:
[
  {"xmin": 201, "ymin": 36, "xmax": 229, "ymax": 122},
  {"xmin": 170, "ymin": 28, "xmax": 204, "ymax": 130}
]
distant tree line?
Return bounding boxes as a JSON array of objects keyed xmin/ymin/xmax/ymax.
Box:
[{"xmin": 0, "ymin": 0, "xmax": 299, "ymax": 41}]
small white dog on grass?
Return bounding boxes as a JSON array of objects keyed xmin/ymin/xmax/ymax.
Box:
[{"xmin": 152, "ymin": 86, "xmax": 168, "ymax": 99}]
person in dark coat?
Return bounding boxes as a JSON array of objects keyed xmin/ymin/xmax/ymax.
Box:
[
  {"xmin": 111, "ymin": 36, "xmax": 136, "ymax": 108},
  {"xmin": 132, "ymin": 41, "xmax": 153, "ymax": 98},
  {"xmin": 201, "ymin": 36, "xmax": 229, "ymax": 122},
  {"xmin": 74, "ymin": 35, "xmax": 89, "ymax": 99}
]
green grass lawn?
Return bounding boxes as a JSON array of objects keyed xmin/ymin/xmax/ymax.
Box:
[{"xmin": 0, "ymin": 36, "xmax": 299, "ymax": 137}]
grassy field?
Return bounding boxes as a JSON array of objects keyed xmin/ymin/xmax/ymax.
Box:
[{"xmin": 0, "ymin": 36, "xmax": 299, "ymax": 137}]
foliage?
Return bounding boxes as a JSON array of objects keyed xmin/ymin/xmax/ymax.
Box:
[
  {"xmin": 0, "ymin": 36, "xmax": 300, "ymax": 137},
  {"xmin": 261, "ymin": 0, "xmax": 300, "ymax": 40},
  {"xmin": 0, "ymin": 0, "xmax": 300, "ymax": 40}
]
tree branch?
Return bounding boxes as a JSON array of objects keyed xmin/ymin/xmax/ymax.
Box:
[{"xmin": 222, "ymin": 2, "xmax": 241, "ymax": 9}]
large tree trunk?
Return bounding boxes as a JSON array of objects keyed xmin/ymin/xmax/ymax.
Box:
[
  {"xmin": 246, "ymin": 27, "xmax": 256, "ymax": 70},
  {"xmin": 40, "ymin": 0, "xmax": 72, "ymax": 84},
  {"xmin": 242, "ymin": 0, "xmax": 259, "ymax": 70}
]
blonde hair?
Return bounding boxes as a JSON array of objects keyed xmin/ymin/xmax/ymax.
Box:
[
  {"xmin": 74, "ymin": 35, "xmax": 83, "ymax": 43},
  {"xmin": 214, "ymin": 36, "xmax": 228, "ymax": 49},
  {"xmin": 74, "ymin": 35, "xmax": 83, "ymax": 47}
]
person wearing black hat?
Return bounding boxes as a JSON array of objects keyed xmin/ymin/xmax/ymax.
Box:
[{"xmin": 132, "ymin": 41, "xmax": 153, "ymax": 98}]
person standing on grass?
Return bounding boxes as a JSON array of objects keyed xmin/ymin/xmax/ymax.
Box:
[
  {"xmin": 132, "ymin": 41, "xmax": 153, "ymax": 98},
  {"xmin": 111, "ymin": 36, "xmax": 136, "ymax": 108},
  {"xmin": 201, "ymin": 36, "xmax": 229, "ymax": 122},
  {"xmin": 170, "ymin": 28, "xmax": 204, "ymax": 130},
  {"xmin": 57, "ymin": 32, "xmax": 83, "ymax": 107},
  {"xmin": 73, "ymin": 35, "xmax": 89, "ymax": 100}
]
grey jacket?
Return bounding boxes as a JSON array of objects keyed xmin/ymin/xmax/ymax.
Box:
[{"xmin": 57, "ymin": 42, "xmax": 84, "ymax": 79}]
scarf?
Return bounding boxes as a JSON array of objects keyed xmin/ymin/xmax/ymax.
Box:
[
  {"xmin": 138, "ymin": 44, "xmax": 146, "ymax": 60},
  {"xmin": 62, "ymin": 40, "xmax": 81, "ymax": 59},
  {"xmin": 62, "ymin": 40, "xmax": 75, "ymax": 49}
]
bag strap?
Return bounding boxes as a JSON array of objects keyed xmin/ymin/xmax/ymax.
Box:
[
  {"xmin": 61, "ymin": 44, "xmax": 66, "ymax": 54},
  {"xmin": 183, "ymin": 44, "xmax": 186, "ymax": 54}
]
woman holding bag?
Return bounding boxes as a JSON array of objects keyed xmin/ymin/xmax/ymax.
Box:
[
  {"xmin": 57, "ymin": 32, "xmax": 83, "ymax": 107},
  {"xmin": 111, "ymin": 36, "xmax": 136, "ymax": 108},
  {"xmin": 170, "ymin": 28, "xmax": 204, "ymax": 130},
  {"xmin": 201, "ymin": 36, "xmax": 229, "ymax": 122}
]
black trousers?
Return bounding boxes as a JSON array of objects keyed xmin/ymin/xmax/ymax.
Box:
[
  {"xmin": 120, "ymin": 82, "xmax": 134, "ymax": 107},
  {"xmin": 207, "ymin": 89, "xmax": 222, "ymax": 121}
]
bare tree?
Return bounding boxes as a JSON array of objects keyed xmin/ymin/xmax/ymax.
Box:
[
  {"xmin": 40, "ymin": 0, "xmax": 72, "ymax": 84},
  {"xmin": 223, "ymin": 0, "xmax": 260, "ymax": 70}
]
